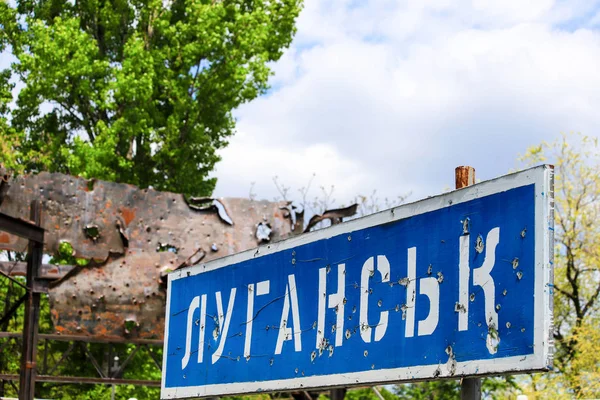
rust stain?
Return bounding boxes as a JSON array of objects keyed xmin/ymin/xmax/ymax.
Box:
[
  {"xmin": 0, "ymin": 232, "xmax": 10, "ymax": 244},
  {"xmin": 121, "ymin": 207, "xmax": 135, "ymax": 226},
  {"xmin": 0, "ymin": 170, "xmax": 310, "ymax": 340}
]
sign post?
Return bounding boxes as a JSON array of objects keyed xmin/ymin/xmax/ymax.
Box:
[
  {"xmin": 456, "ymin": 166, "xmax": 481, "ymax": 400},
  {"xmin": 161, "ymin": 165, "xmax": 554, "ymax": 399}
]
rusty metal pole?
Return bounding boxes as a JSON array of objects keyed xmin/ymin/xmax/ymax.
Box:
[
  {"xmin": 455, "ymin": 167, "xmax": 481, "ymax": 400},
  {"xmin": 330, "ymin": 388, "xmax": 346, "ymax": 400},
  {"xmin": 18, "ymin": 201, "xmax": 43, "ymax": 400},
  {"xmin": 328, "ymin": 215, "xmax": 347, "ymax": 400}
]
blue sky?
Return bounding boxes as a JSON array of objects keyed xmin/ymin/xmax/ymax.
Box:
[{"xmin": 211, "ymin": 0, "xmax": 600, "ymax": 206}]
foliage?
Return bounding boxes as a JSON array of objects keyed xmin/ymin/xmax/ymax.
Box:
[
  {"xmin": 393, "ymin": 376, "xmax": 518, "ymax": 400},
  {"xmin": 0, "ymin": 257, "xmax": 163, "ymax": 398},
  {"xmin": 0, "ymin": 0, "xmax": 302, "ymax": 196},
  {"xmin": 343, "ymin": 387, "xmax": 396, "ymax": 400},
  {"xmin": 519, "ymin": 133, "xmax": 600, "ymax": 398}
]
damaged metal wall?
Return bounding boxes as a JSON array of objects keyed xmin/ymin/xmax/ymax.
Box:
[{"xmin": 0, "ymin": 171, "xmax": 303, "ymax": 340}]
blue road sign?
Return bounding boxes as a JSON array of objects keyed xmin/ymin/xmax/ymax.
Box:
[{"xmin": 161, "ymin": 166, "xmax": 554, "ymax": 399}]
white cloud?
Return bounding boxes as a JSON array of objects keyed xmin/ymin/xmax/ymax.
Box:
[{"xmin": 214, "ymin": 0, "xmax": 600, "ymax": 206}]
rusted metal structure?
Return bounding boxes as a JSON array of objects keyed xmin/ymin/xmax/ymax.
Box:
[
  {"xmin": 0, "ymin": 201, "xmax": 45, "ymax": 399},
  {"xmin": 0, "ymin": 170, "xmax": 357, "ymax": 397},
  {"xmin": 0, "ymin": 171, "xmax": 304, "ymax": 341}
]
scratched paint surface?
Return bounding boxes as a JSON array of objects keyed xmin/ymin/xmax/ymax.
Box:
[{"xmin": 164, "ymin": 184, "xmax": 535, "ymax": 389}]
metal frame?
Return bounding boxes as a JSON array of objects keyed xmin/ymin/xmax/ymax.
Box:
[
  {"xmin": 0, "ymin": 202, "xmax": 163, "ymax": 398},
  {"xmin": 0, "ymin": 201, "xmax": 45, "ymax": 400},
  {"xmin": 0, "ymin": 333, "xmax": 162, "ymax": 388}
]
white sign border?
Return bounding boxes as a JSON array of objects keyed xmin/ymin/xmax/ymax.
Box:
[{"xmin": 161, "ymin": 165, "xmax": 554, "ymax": 399}]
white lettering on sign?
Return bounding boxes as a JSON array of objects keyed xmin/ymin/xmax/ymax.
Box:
[
  {"xmin": 275, "ymin": 274, "xmax": 302, "ymax": 354},
  {"xmin": 245, "ymin": 280, "xmax": 271, "ymax": 359},
  {"xmin": 405, "ymin": 247, "xmax": 440, "ymax": 338},
  {"xmin": 360, "ymin": 256, "xmax": 390, "ymax": 343},
  {"xmin": 179, "ymin": 227, "xmax": 501, "ymax": 368},
  {"xmin": 457, "ymin": 227, "xmax": 501, "ymax": 354},
  {"xmin": 212, "ymin": 288, "xmax": 237, "ymax": 364},
  {"xmin": 317, "ymin": 263, "xmax": 346, "ymax": 349}
]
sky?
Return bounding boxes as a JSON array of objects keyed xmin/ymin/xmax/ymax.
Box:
[
  {"xmin": 211, "ymin": 0, "xmax": 600, "ymax": 207},
  {"xmin": 1, "ymin": 0, "xmax": 599, "ymax": 209}
]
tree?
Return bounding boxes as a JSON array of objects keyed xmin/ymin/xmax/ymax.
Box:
[
  {"xmin": 0, "ymin": 0, "xmax": 302, "ymax": 196},
  {"xmin": 519, "ymin": 133, "xmax": 600, "ymax": 398}
]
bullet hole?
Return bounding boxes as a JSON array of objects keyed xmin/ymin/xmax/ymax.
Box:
[
  {"xmin": 487, "ymin": 325, "xmax": 500, "ymax": 354},
  {"xmin": 517, "ymin": 271, "xmax": 523, "ymax": 280},
  {"xmin": 496, "ymin": 304, "xmax": 501, "ymax": 311},
  {"xmin": 326, "ymin": 265, "xmax": 331, "ymax": 274},
  {"xmin": 328, "ymin": 345, "xmax": 334, "ymax": 357},
  {"xmin": 371, "ymin": 364, "xmax": 375, "ymax": 369},
  {"xmin": 211, "ymin": 243, "xmax": 218, "ymax": 252},
  {"xmin": 310, "ymin": 351, "xmax": 316, "ymax": 362},
  {"xmin": 256, "ymin": 222, "xmax": 272, "ymax": 243},
  {"xmin": 363, "ymin": 350, "xmax": 368, "ymax": 357},
  {"xmin": 475, "ymin": 235, "xmax": 484, "ymax": 253},
  {"xmin": 395, "ymin": 304, "xmax": 400, "ymax": 312},
  {"xmin": 369, "ymin": 269, "xmax": 375, "ymax": 277},
  {"xmin": 377, "ymin": 299, "xmax": 383, "ymax": 307},
  {"xmin": 332, "ymin": 325, "xmax": 336, "ymax": 333},
  {"xmin": 506, "ymin": 322, "xmax": 511, "ymax": 329},
  {"xmin": 462, "ymin": 218, "xmax": 470, "ymax": 234},
  {"xmin": 270, "ymin": 358, "xmax": 274, "ymax": 366},
  {"xmin": 348, "ymin": 236, "xmax": 352, "ymax": 241},
  {"xmin": 343, "ymin": 297, "xmax": 347, "ymax": 305},
  {"xmin": 295, "ymin": 368, "xmax": 299, "ymax": 374},
  {"xmin": 512, "ymin": 257, "xmax": 519, "ymax": 269},
  {"xmin": 312, "ymin": 321, "xmax": 317, "ymax": 329},
  {"xmin": 455, "ymin": 303, "xmax": 466, "ymax": 313},
  {"xmin": 427, "ymin": 264, "xmax": 433, "ymax": 275},
  {"xmin": 503, "ymin": 289, "xmax": 508, "ymax": 296},
  {"xmin": 369, "ymin": 288, "xmax": 373, "ymax": 294},
  {"xmin": 352, "ymin": 306, "xmax": 357, "ymax": 313},
  {"xmin": 334, "ymin": 305, "xmax": 339, "ymax": 314},
  {"xmin": 292, "ymin": 250, "xmax": 296, "ymax": 257},
  {"xmin": 157, "ymin": 243, "xmax": 178, "ymax": 254},
  {"xmin": 470, "ymin": 293, "xmax": 475, "ymax": 302},
  {"xmin": 78, "ymin": 310, "xmax": 83, "ymax": 315},
  {"xmin": 521, "ymin": 228, "xmax": 527, "ymax": 238},
  {"xmin": 354, "ymin": 282, "xmax": 359, "ymax": 289},
  {"xmin": 445, "ymin": 346, "xmax": 452, "ymax": 355},
  {"xmin": 433, "ymin": 367, "xmax": 441, "ymax": 378},
  {"xmin": 124, "ymin": 319, "xmax": 138, "ymax": 335},
  {"xmin": 399, "ymin": 277, "xmax": 409, "ymax": 286},
  {"xmin": 84, "ymin": 224, "xmax": 101, "ymax": 241},
  {"xmin": 345, "ymin": 329, "xmax": 351, "ymax": 339},
  {"xmin": 437, "ymin": 272, "xmax": 444, "ymax": 283},
  {"xmin": 521, "ymin": 328, "xmax": 526, "ymax": 332},
  {"xmin": 292, "ymin": 259, "xmax": 296, "ymax": 265}
]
